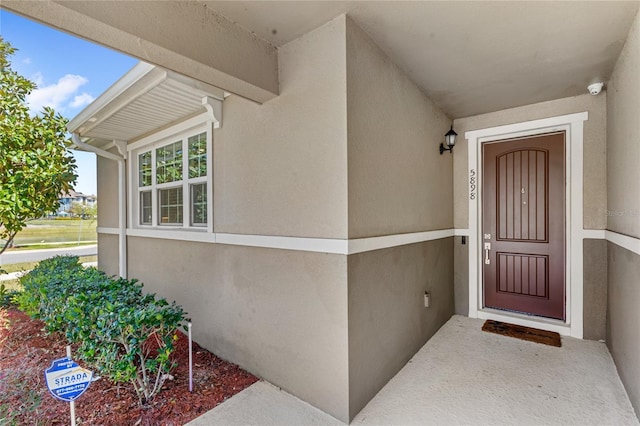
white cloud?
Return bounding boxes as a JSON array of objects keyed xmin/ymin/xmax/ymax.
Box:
[
  {"xmin": 22, "ymin": 57, "xmax": 32, "ymax": 65},
  {"xmin": 27, "ymin": 74, "xmax": 89, "ymax": 114},
  {"xmin": 70, "ymin": 93, "xmax": 95, "ymax": 108}
]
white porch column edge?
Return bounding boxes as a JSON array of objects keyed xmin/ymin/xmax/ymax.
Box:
[{"xmin": 72, "ymin": 134, "xmax": 127, "ymax": 279}]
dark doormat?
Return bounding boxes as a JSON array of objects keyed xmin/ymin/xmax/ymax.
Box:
[{"xmin": 482, "ymin": 320, "xmax": 562, "ymax": 347}]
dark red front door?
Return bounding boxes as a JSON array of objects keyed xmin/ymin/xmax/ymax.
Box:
[{"xmin": 482, "ymin": 132, "xmax": 565, "ymax": 320}]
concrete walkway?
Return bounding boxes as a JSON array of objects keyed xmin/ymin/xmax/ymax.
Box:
[
  {"xmin": 188, "ymin": 315, "xmax": 639, "ymax": 426},
  {"xmin": 0, "ymin": 244, "xmax": 97, "ymax": 265}
]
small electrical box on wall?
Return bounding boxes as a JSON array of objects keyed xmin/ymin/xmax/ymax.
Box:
[{"xmin": 424, "ymin": 292, "xmax": 430, "ymax": 308}]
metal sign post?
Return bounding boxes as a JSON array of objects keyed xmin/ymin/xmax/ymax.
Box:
[
  {"xmin": 67, "ymin": 347, "xmax": 76, "ymax": 426},
  {"xmin": 44, "ymin": 346, "xmax": 93, "ymax": 426}
]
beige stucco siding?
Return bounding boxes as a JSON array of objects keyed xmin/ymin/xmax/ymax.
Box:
[
  {"xmin": 6, "ymin": 1, "xmax": 278, "ymax": 103},
  {"xmin": 606, "ymin": 10, "xmax": 640, "ymax": 418},
  {"xmin": 344, "ymin": 18, "xmax": 455, "ymax": 419},
  {"xmin": 607, "ymin": 243, "xmax": 640, "ymax": 417},
  {"xmin": 214, "ymin": 15, "xmax": 348, "ymax": 239},
  {"xmin": 453, "ymin": 237, "xmax": 469, "ymax": 316},
  {"xmin": 127, "ymin": 237, "xmax": 349, "ymax": 421},
  {"xmin": 345, "ymin": 17, "xmax": 452, "ymax": 239},
  {"xmin": 583, "ymin": 239, "xmax": 607, "ymax": 341},
  {"xmin": 347, "ymin": 238, "xmax": 454, "ymax": 419},
  {"xmin": 96, "ymin": 155, "xmax": 119, "ymax": 229},
  {"xmin": 453, "ymin": 93, "xmax": 607, "ymax": 231},
  {"xmin": 97, "ymin": 233, "xmax": 119, "ymax": 277},
  {"xmin": 607, "ymin": 11, "xmax": 640, "ymax": 240},
  {"xmin": 348, "ymin": 238, "xmax": 454, "ymax": 417}
]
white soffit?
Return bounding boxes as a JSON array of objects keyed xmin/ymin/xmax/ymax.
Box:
[{"xmin": 68, "ymin": 62, "xmax": 225, "ymax": 145}]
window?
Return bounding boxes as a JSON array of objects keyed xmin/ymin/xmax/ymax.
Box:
[
  {"xmin": 191, "ymin": 183, "xmax": 207, "ymax": 225},
  {"xmin": 156, "ymin": 141, "xmax": 182, "ymax": 184},
  {"xmin": 159, "ymin": 187, "xmax": 183, "ymax": 224},
  {"xmin": 140, "ymin": 191, "xmax": 152, "ymax": 225},
  {"xmin": 135, "ymin": 129, "xmax": 208, "ymax": 228},
  {"xmin": 139, "ymin": 151, "xmax": 152, "ymax": 187}
]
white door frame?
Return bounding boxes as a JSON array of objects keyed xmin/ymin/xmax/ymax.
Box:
[{"xmin": 466, "ymin": 112, "xmax": 588, "ymax": 338}]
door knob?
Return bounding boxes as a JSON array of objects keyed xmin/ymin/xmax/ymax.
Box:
[{"xmin": 484, "ymin": 242, "xmax": 491, "ymax": 264}]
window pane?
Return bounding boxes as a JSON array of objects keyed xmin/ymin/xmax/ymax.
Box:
[
  {"xmin": 158, "ymin": 187, "xmax": 183, "ymax": 224},
  {"xmin": 191, "ymin": 183, "xmax": 207, "ymax": 225},
  {"xmin": 140, "ymin": 191, "xmax": 152, "ymax": 224},
  {"xmin": 156, "ymin": 141, "xmax": 183, "ymax": 184},
  {"xmin": 138, "ymin": 151, "xmax": 152, "ymax": 187},
  {"xmin": 188, "ymin": 132, "xmax": 207, "ymax": 178}
]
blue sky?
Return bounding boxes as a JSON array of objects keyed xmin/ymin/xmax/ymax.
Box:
[{"xmin": 0, "ymin": 10, "xmax": 138, "ymax": 195}]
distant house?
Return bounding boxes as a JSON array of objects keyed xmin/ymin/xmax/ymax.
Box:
[{"xmin": 57, "ymin": 190, "xmax": 97, "ymax": 216}]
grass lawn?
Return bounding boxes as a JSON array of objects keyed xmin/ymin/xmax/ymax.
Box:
[{"xmin": 5, "ymin": 218, "xmax": 97, "ymax": 246}]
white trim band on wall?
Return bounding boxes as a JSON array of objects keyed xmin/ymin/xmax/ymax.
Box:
[
  {"xmin": 605, "ymin": 230, "xmax": 640, "ymax": 256},
  {"xmin": 97, "ymin": 227, "xmax": 456, "ymax": 255},
  {"xmin": 97, "ymin": 226, "xmax": 640, "ymax": 256}
]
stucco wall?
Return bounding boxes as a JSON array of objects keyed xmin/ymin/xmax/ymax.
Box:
[
  {"xmin": 345, "ymin": 17, "xmax": 452, "ymax": 239},
  {"xmin": 453, "ymin": 93, "xmax": 607, "ymax": 230},
  {"xmin": 127, "ymin": 237, "xmax": 349, "ymax": 421},
  {"xmin": 213, "ymin": 15, "xmax": 347, "ymax": 239},
  {"xmin": 343, "ymin": 18, "xmax": 454, "ymax": 420},
  {"xmin": 583, "ymin": 239, "xmax": 607, "ymax": 341},
  {"xmin": 606, "ymin": 10, "xmax": 640, "ymax": 418},
  {"xmin": 607, "ymin": 12, "xmax": 640, "ymax": 240},
  {"xmin": 453, "ymin": 237, "xmax": 469, "ymax": 315},
  {"xmin": 607, "ymin": 243, "xmax": 640, "ymax": 417},
  {"xmin": 10, "ymin": 0, "xmax": 279, "ymax": 103},
  {"xmin": 96, "ymin": 155, "xmax": 119, "ymax": 229},
  {"xmin": 97, "ymin": 233, "xmax": 119, "ymax": 277},
  {"xmin": 348, "ymin": 238, "xmax": 454, "ymax": 419}
]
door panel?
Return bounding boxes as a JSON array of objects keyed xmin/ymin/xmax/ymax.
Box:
[{"xmin": 483, "ymin": 132, "xmax": 565, "ymax": 320}]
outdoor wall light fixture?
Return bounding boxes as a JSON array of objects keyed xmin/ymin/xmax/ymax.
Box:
[{"xmin": 440, "ymin": 125, "xmax": 457, "ymax": 155}]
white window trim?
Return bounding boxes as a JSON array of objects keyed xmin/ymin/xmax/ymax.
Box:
[
  {"xmin": 465, "ymin": 112, "xmax": 588, "ymax": 338},
  {"xmin": 129, "ymin": 117, "xmax": 212, "ymax": 232}
]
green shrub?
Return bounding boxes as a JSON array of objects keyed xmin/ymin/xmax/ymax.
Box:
[
  {"xmin": 0, "ymin": 283, "xmax": 20, "ymax": 308},
  {"xmin": 18, "ymin": 255, "xmax": 188, "ymax": 404},
  {"xmin": 16, "ymin": 255, "xmax": 84, "ymax": 318}
]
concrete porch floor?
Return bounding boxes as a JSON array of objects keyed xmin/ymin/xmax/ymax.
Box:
[{"xmin": 187, "ymin": 315, "xmax": 639, "ymax": 425}]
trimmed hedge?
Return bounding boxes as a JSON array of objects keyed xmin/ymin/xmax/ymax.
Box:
[{"xmin": 17, "ymin": 256, "xmax": 187, "ymax": 404}]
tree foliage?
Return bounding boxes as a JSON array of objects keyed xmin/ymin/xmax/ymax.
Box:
[
  {"xmin": 0, "ymin": 37, "xmax": 77, "ymax": 254},
  {"xmin": 68, "ymin": 201, "xmax": 97, "ymax": 219}
]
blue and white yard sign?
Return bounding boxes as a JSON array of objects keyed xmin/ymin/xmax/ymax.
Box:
[{"xmin": 44, "ymin": 357, "xmax": 93, "ymax": 402}]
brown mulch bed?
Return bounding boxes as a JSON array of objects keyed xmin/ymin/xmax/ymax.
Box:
[{"xmin": 0, "ymin": 307, "xmax": 258, "ymax": 425}]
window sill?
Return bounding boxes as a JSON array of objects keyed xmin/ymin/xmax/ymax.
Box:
[{"xmin": 127, "ymin": 227, "xmax": 215, "ymax": 243}]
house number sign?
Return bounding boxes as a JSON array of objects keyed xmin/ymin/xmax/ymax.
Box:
[{"xmin": 469, "ymin": 169, "xmax": 477, "ymax": 200}]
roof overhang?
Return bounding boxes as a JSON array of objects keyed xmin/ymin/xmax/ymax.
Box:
[{"xmin": 68, "ymin": 61, "xmax": 227, "ymax": 149}]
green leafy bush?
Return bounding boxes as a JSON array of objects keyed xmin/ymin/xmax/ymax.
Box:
[
  {"xmin": 18, "ymin": 256, "xmax": 188, "ymax": 404},
  {"xmin": 0, "ymin": 283, "xmax": 20, "ymax": 308}
]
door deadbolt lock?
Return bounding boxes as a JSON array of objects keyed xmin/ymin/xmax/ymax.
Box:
[{"xmin": 484, "ymin": 233, "xmax": 491, "ymax": 240}]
